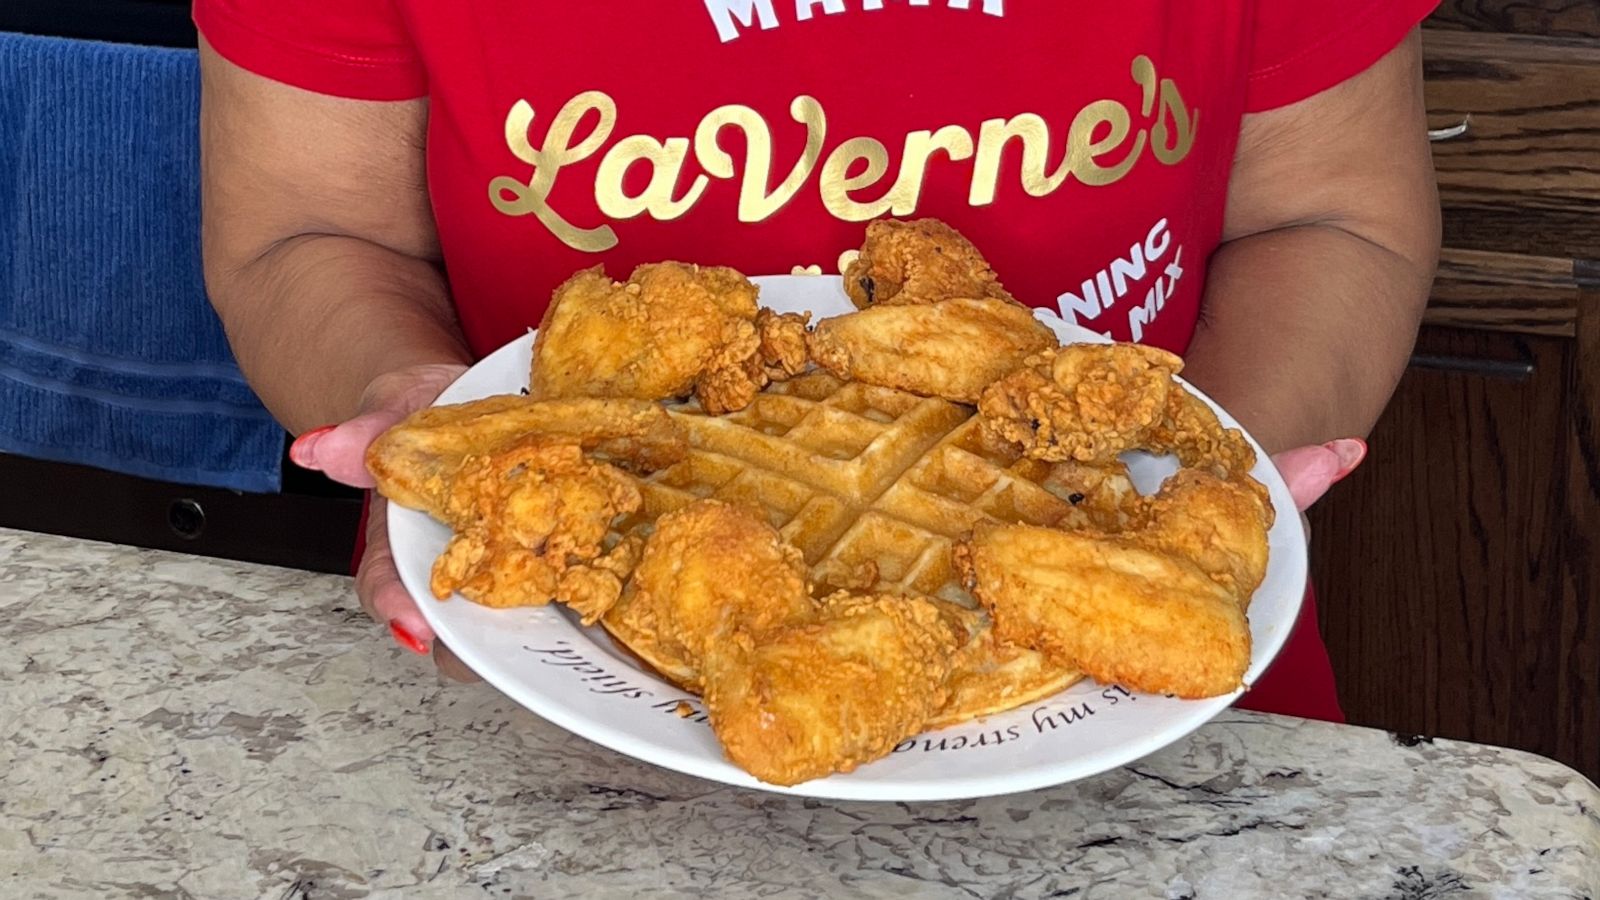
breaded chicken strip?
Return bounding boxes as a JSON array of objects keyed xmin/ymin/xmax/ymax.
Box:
[
  {"xmin": 844, "ymin": 218, "xmax": 1015, "ymax": 308},
  {"xmin": 958, "ymin": 519, "xmax": 1252, "ymax": 699},
  {"xmin": 602, "ymin": 500, "xmax": 816, "ymax": 690},
  {"xmin": 428, "ymin": 436, "xmax": 641, "ymax": 621},
  {"xmin": 703, "ymin": 592, "xmax": 960, "ymax": 786},
  {"xmin": 808, "ymin": 298, "xmax": 1055, "ymax": 404},
  {"xmin": 367, "ymin": 395, "xmax": 686, "ymax": 514},
  {"xmin": 531, "ymin": 263, "xmax": 808, "ymax": 414},
  {"xmin": 367, "ymin": 396, "xmax": 686, "ymax": 621},
  {"xmin": 978, "ymin": 343, "xmax": 1258, "ymax": 481}
]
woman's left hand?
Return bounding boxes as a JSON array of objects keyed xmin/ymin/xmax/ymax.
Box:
[{"xmin": 1271, "ymin": 439, "xmax": 1368, "ymax": 513}]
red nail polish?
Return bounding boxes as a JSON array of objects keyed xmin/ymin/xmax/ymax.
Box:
[
  {"xmin": 389, "ymin": 621, "xmax": 429, "ymax": 655},
  {"xmin": 289, "ymin": 425, "xmax": 336, "ymax": 467}
]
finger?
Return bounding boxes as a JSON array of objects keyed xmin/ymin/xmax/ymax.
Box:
[
  {"xmin": 354, "ymin": 498, "xmax": 438, "ymax": 648},
  {"xmin": 434, "ymin": 641, "xmax": 483, "ymax": 683},
  {"xmin": 354, "ymin": 496, "xmax": 392, "ymax": 622},
  {"xmin": 1272, "ymin": 439, "xmax": 1367, "ymax": 511},
  {"xmin": 1273, "ymin": 445, "xmax": 1340, "ymax": 511},
  {"xmin": 289, "ymin": 408, "xmax": 412, "ymax": 488}
]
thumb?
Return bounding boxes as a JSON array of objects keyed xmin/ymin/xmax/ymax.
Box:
[
  {"xmin": 1273, "ymin": 439, "xmax": 1366, "ymax": 512},
  {"xmin": 289, "ymin": 409, "xmax": 411, "ymax": 488},
  {"xmin": 288, "ymin": 363, "xmax": 467, "ymax": 488}
]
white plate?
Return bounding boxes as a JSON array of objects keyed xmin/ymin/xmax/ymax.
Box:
[{"xmin": 388, "ymin": 275, "xmax": 1308, "ymax": 801}]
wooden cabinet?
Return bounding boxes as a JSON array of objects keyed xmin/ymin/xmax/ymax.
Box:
[{"xmin": 1309, "ymin": 6, "xmax": 1600, "ymax": 782}]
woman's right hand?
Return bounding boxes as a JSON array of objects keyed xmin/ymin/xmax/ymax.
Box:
[{"xmin": 287, "ymin": 362, "xmax": 475, "ymax": 677}]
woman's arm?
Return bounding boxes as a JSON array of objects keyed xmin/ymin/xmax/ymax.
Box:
[
  {"xmin": 198, "ymin": 38, "xmax": 472, "ymax": 436},
  {"xmin": 201, "ymin": 40, "xmax": 474, "ymax": 663},
  {"xmin": 1184, "ymin": 30, "xmax": 1441, "ymax": 456}
]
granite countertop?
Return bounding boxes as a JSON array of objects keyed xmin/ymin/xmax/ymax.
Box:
[{"xmin": 2, "ymin": 527, "xmax": 1597, "ymax": 899}]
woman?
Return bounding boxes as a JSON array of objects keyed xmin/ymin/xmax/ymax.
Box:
[{"xmin": 194, "ymin": 0, "xmax": 1442, "ymax": 720}]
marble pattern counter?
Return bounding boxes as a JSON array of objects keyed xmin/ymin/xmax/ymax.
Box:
[{"xmin": 2, "ymin": 528, "xmax": 1596, "ymax": 898}]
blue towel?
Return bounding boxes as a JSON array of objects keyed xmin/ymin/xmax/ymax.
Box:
[{"xmin": 0, "ymin": 32, "xmax": 283, "ymax": 493}]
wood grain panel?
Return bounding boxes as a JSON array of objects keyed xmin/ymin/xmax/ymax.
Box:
[
  {"xmin": 1427, "ymin": 247, "xmax": 1579, "ymax": 336},
  {"xmin": 1428, "ymin": 0, "xmax": 1600, "ymax": 39},
  {"xmin": 1556, "ymin": 283, "xmax": 1600, "ymax": 773},
  {"xmin": 1440, "ymin": 201, "xmax": 1600, "ymax": 262},
  {"xmin": 1309, "ymin": 326, "xmax": 1596, "ymax": 780},
  {"xmin": 1422, "ymin": 31, "xmax": 1600, "ymax": 261}
]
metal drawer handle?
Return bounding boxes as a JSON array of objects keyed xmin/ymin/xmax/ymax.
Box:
[
  {"xmin": 1428, "ymin": 116, "xmax": 1472, "ymax": 142},
  {"xmin": 1408, "ymin": 353, "xmax": 1533, "ymax": 379}
]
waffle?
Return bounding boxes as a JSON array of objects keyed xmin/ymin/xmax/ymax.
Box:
[{"xmin": 600, "ymin": 372, "xmax": 1094, "ymax": 725}]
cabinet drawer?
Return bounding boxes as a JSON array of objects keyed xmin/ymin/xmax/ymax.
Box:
[
  {"xmin": 1427, "ymin": 0, "xmax": 1600, "ymax": 39},
  {"xmin": 1422, "ymin": 30, "xmax": 1600, "ymax": 260},
  {"xmin": 1426, "ymin": 247, "xmax": 1582, "ymax": 337},
  {"xmin": 1309, "ymin": 326, "xmax": 1598, "ymax": 779}
]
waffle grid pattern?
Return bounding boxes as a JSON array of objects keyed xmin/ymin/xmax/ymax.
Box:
[{"xmin": 615, "ymin": 373, "xmax": 1084, "ymax": 604}]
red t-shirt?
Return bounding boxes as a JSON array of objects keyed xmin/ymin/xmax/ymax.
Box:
[
  {"xmin": 194, "ymin": 0, "xmax": 1434, "ymax": 358},
  {"xmin": 195, "ymin": 0, "xmax": 1436, "ymax": 721}
]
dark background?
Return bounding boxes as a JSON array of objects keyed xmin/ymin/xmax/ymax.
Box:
[{"xmin": 0, "ymin": 0, "xmax": 196, "ymax": 47}]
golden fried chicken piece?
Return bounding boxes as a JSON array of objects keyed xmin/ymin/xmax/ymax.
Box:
[
  {"xmin": 367, "ymin": 395, "xmax": 686, "ymax": 514},
  {"xmin": 368, "ymin": 396, "xmax": 685, "ymax": 620},
  {"xmin": 1135, "ymin": 469, "xmax": 1273, "ymax": 601},
  {"xmin": 530, "ymin": 263, "xmax": 804, "ymax": 414},
  {"xmin": 844, "ymin": 218, "xmax": 1015, "ymax": 308},
  {"xmin": 978, "ymin": 344, "xmax": 1180, "ymax": 463},
  {"xmin": 606, "ymin": 499, "xmax": 963, "ymax": 784},
  {"xmin": 698, "ymin": 308, "xmax": 815, "ymax": 414},
  {"xmin": 702, "ymin": 592, "xmax": 961, "ymax": 786},
  {"xmin": 808, "ymin": 298, "xmax": 1056, "ymax": 403},
  {"xmin": 754, "ymin": 308, "xmax": 812, "ymax": 380},
  {"xmin": 958, "ymin": 519, "xmax": 1253, "ymax": 699},
  {"xmin": 1148, "ymin": 381, "xmax": 1262, "ymax": 484},
  {"xmin": 814, "ymin": 218, "xmax": 1055, "ymax": 402},
  {"xmin": 601, "ymin": 500, "xmax": 816, "ymax": 690},
  {"xmin": 428, "ymin": 436, "xmax": 641, "ymax": 622},
  {"xmin": 978, "ymin": 343, "xmax": 1259, "ymax": 481},
  {"xmin": 963, "ymin": 343, "xmax": 1274, "ymax": 697}
]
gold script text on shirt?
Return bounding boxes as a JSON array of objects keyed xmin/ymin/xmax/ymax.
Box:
[{"xmin": 489, "ymin": 55, "xmax": 1196, "ymax": 253}]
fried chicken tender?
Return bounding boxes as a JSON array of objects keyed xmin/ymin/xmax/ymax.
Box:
[
  {"xmin": 808, "ymin": 298, "xmax": 1056, "ymax": 403},
  {"xmin": 1148, "ymin": 379, "xmax": 1261, "ymax": 483},
  {"xmin": 957, "ymin": 459, "xmax": 1272, "ymax": 700},
  {"xmin": 367, "ymin": 396, "xmax": 686, "ymax": 621},
  {"xmin": 605, "ymin": 500, "xmax": 962, "ymax": 784},
  {"xmin": 978, "ymin": 344, "xmax": 1258, "ymax": 480},
  {"xmin": 1135, "ymin": 469, "xmax": 1273, "ymax": 600},
  {"xmin": 428, "ymin": 436, "xmax": 641, "ymax": 622},
  {"xmin": 963, "ymin": 343, "xmax": 1273, "ymax": 697},
  {"xmin": 978, "ymin": 344, "xmax": 1181, "ymax": 463},
  {"xmin": 844, "ymin": 218, "xmax": 1015, "ymax": 308},
  {"xmin": 959, "ymin": 520, "xmax": 1252, "ymax": 699},
  {"xmin": 530, "ymin": 263, "xmax": 807, "ymax": 414},
  {"xmin": 367, "ymin": 395, "xmax": 686, "ymax": 514},
  {"xmin": 814, "ymin": 218, "xmax": 1056, "ymax": 403},
  {"xmin": 754, "ymin": 307, "xmax": 811, "ymax": 380},
  {"xmin": 703, "ymin": 591, "xmax": 961, "ymax": 786},
  {"xmin": 602, "ymin": 500, "xmax": 816, "ymax": 690}
]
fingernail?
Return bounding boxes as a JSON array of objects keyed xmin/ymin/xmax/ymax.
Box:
[
  {"xmin": 1325, "ymin": 438, "xmax": 1367, "ymax": 479},
  {"xmin": 289, "ymin": 425, "xmax": 336, "ymax": 469},
  {"xmin": 389, "ymin": 621, "xmax": 429, "ymax": 655}
]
